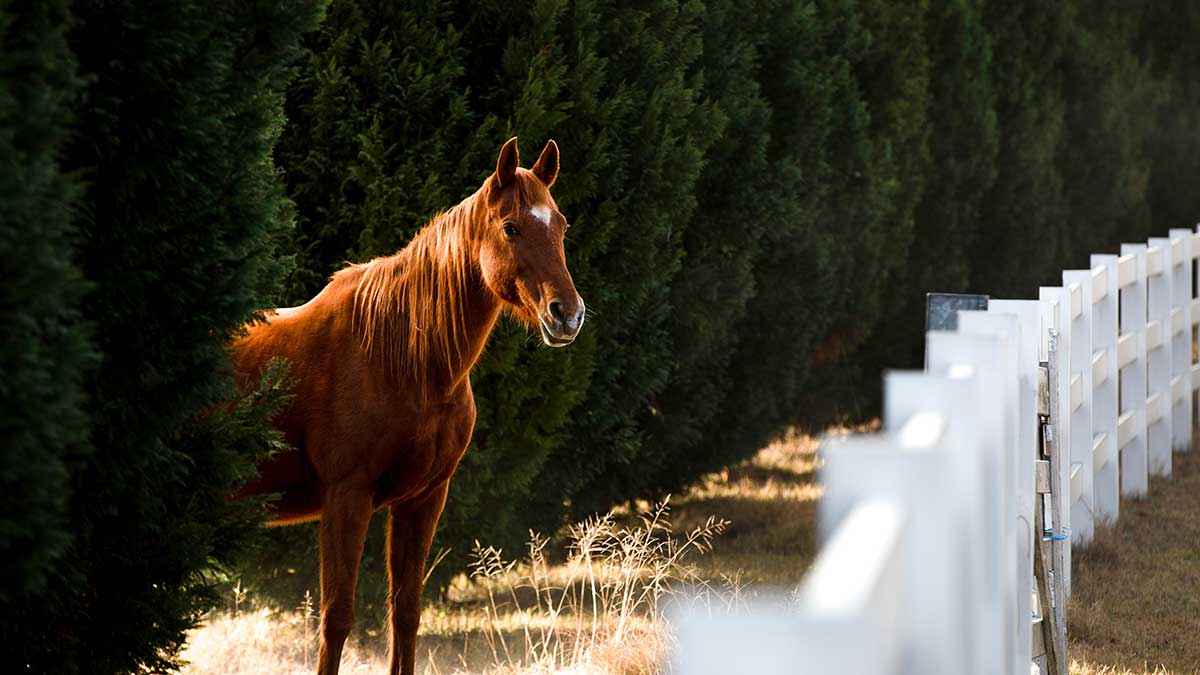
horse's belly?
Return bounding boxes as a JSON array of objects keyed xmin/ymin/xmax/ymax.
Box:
[{"xmin": 241, "ymin": 450, "xmax": 322, "ymax": 524}]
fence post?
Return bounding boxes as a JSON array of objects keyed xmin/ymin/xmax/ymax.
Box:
[
  {"xmin": 956, "ymin": 312, "xmax": 1025, "ymax": 675},
  {"xmin": 1038, "ymin": 288, "xmax": 1073, "ymax": 594},
  {"xmin": 925, "ymin": 330, "xmax": 1012, "ymax": 675},
  {"xmin": 880, "ymin": 370, "xmax": 995, "ymax": 674},
  {"xmin": 1167, "ymin": 231, "xmax": 1192, "ymax": 449},
  {"xmin": 1169, "ymin": 229, "xmax": 1194, "ymax": 451},
  {"xmin": 1146, "ymin": 238, "xmax": 1174, "ymax": 475},
  {"xmin": 1193, "ymin": 226, "xmax": 1200, "ymax": 431},
  {"xmin": 671, "ymin": 358, "xmax": 1002, "ymax": 675},
  {"xmin": 977, "ymin": 301, "xmax": 1041, "ymax": 674},
  {"xmin": 1117, "ymin": 246, "xmax": 1149, "ymax": 497},
  {"xmin": 1192, "ymin": 226, "xmax": 1200, "ymax": 422},
  {"xmin": 1061, "ymin": 270, "xmax": 1095, "ymax": 544},
  {"xmin": 1089, "ymin": 256, "xmax": 1120, "ymax": 525}
]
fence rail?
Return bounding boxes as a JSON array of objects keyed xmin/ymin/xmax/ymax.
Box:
[{"xmin": 675, "ymin": 225, "xmax": 1200, "ymax": 675}]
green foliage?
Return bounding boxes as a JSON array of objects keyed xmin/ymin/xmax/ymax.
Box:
[
  {"xmin": 490, "ymin": 0, "xmax": 722, "ymax": 533},
  {"xmin": 1, "ymin": 1, "xmax": 322, "ymax": 672},
  {"xmin": 969, "ymin": 0, "xmax": 1071, "ymax": 298},
  {"xmin": 279, "ymin": 1, "xmax": 496, "ymax": 300},
  {"xmin": 621, "ymin": 0, "xmax": 784, "ymax": 494},
  {"xmin": 1058, "ymin": 2, "xmax": 1164, "ymax": 264},
  {"xmin": 635, "ymin": 0, "xmax": 851, "ymax": 491},
  {"xmin": 1138, "ymin": 1, "xmax": 1200, "ymax": 231},
  {"xmin": 795, "ymin": 0, "xmax": 932, "ymax": 420},
  {"xmin": 0, "ymin": 0, "xmax": 88, "ymax": 603},
  {"xmin": 857, "ymin": 0, "xmax": 997, "ymax": 375}
]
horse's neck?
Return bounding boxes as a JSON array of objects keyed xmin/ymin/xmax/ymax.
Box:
[
  {"xmin": 386, "ymin": 203, "xmax": 500, "ymax": 393},
  {"xmin": 440, "ymin": 263, "xmax": 501, "ymax": 388}
]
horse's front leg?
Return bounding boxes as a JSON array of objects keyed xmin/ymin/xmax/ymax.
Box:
[
  {"xmin": 386, "ymin": 481, "xmax": 450, "ymax": 675},
  {"xmin": 316, "ymin": 480, "xmax": 374, "ymax": 675}
]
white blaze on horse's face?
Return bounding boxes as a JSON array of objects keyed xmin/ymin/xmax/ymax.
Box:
[{"xmin": 528, "ymin": 205, "xmax": 551, "ymax": 227}]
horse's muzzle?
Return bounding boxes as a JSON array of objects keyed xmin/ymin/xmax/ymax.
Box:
[{"xmin": 539, "ymin": 297, "xmax": 584, "ymax": 347}]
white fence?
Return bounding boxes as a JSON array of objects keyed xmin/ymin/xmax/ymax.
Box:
[{"xmin": 674, "ymin": 226, "xmax": 1200, "ymax": 675}]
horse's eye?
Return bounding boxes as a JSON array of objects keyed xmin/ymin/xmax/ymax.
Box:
[{"xmin": 503, "ymin": 223, "xmax": 519, "ymax": 238}]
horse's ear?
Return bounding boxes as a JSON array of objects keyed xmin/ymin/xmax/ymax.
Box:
[
  {"xmin": 531, "ymin": 139, "xmax": 559, "ymax": 188},
  {"xmin": 495, "ymin": 137, "xmax": 519, "ymax": 188}
]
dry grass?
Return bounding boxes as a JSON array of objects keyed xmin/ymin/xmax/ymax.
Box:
[
  {"xmin": 181, "ymin": 425, "xmax": 1200, "ymax": 674},
  {"xmin": 664, "ymin": 427, "xmax": 827, "ymax": 588},
  {"xmin": 1067, "ymin": 444, "xmax": 1200, "ymax": 675},
  {"xmin": 453, "ymin": 502, "xmax": 732, "ymax": 674},
  {"xmin": 179, "ymin": 601, "xmax": 382, "ymax": 675},
  {"xmin": 1067, "ymin": 664, "xmax": 1173, "ymax": 675},
  {"xmin": 181, "ymin": 499, "xmax": 736, "ymax": 675}
]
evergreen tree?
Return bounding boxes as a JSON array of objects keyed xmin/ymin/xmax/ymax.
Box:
[
  {"xmin": 856, "ymin": 0, "xmax": 998, "ymax": 376},
  {"xmin": 635, "ymin": 0, "xmax": 932, "ymax": 489},
  {"xmin": 0, "ymin": 0, "xmax": 88, "ymax": 603},
  {"xmin": 971, "ymin": 0, "xmax": 1071, "ymax": 298},
  {"xmin": 1138, "ymin": 2, "xmax": 1200, "ymax": 232},
  {"xmin": 280, "ymin": 1, "xmax": 497, "ymax": 302},
  {"xmin": 623, "ymin": 0, "xmax": 839, "ymax": 494},
  {"xmin": 797, "ymin": 0, "xmax": 931, "ymax": 421},
  {"xmin": 626, "ymin": 0, "xmax": 773, "ymax": 495},
  {"xmin": 3, "ymin": 1, "xmax": 322, "ymax": 671},
  {"xmin": 1058, "ymin": 1, "xmax": 1162, "ymax": 265}
]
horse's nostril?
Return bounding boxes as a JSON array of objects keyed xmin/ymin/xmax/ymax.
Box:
[{"xmin": 548, "ymin": 299, "xmax": 565, "ymax": 325}]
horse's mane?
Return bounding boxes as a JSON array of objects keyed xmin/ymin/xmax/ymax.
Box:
[
  {"xmin": 334, "ymin": 172, "xmax": 550, "ymax": 388},
  {"xmin": 336, "ymin": 192, "xmax": 486, "ymax": 386}
]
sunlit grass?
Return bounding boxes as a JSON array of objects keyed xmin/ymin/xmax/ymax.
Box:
[
  {"xmin": 1068, "ymin": 662, "xmax": 1173, "ymax": 675},
  {"xmin": 179, "ymin": 601, "xmax": 381, "ymax": 674},
  {"xmin": 182, "ymin": 500, "xmax": 735, "ymax": 675}
]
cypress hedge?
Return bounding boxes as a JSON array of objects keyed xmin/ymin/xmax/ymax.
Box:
[
  {"xmin": 1138, "ymin": 1, "xmax": 1200, "ymax": 232},
  {"xmin": 1058, "ymin": 2, "xmax": 1162, "ymax": 264},
  {"xmin": 1, "ymin": 1, "xmax": 322, "ymax": 671},
  {"xmin": 969, "ymin": 0, "xmax": 1071, "ymax": 299},
  {"xmin": 856, "ymin": 0, "xmax": 998, "ymax": 378},
  {"xmin": 0, "ymin": 0, "xmax": 88, "ymax": 606}
]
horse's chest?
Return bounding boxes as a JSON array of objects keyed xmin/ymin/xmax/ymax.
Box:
[{"xmin": 372, "ymin": 402, "xmax": 475, "ymax": 507}]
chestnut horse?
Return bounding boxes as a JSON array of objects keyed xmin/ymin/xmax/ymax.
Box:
[{"xmin": 232, "ymin": 138, "xmax": 584, "ymax": 675}]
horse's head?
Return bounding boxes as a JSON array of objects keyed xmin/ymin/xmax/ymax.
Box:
[{"xmin": 479, "ymin": 137, "xmax": 584, "ymax": 347}]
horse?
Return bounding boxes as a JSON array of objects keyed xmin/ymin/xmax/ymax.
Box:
[{"xmin": 231, "ymin": 137, "xmax": 584, "ymax": 675}]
